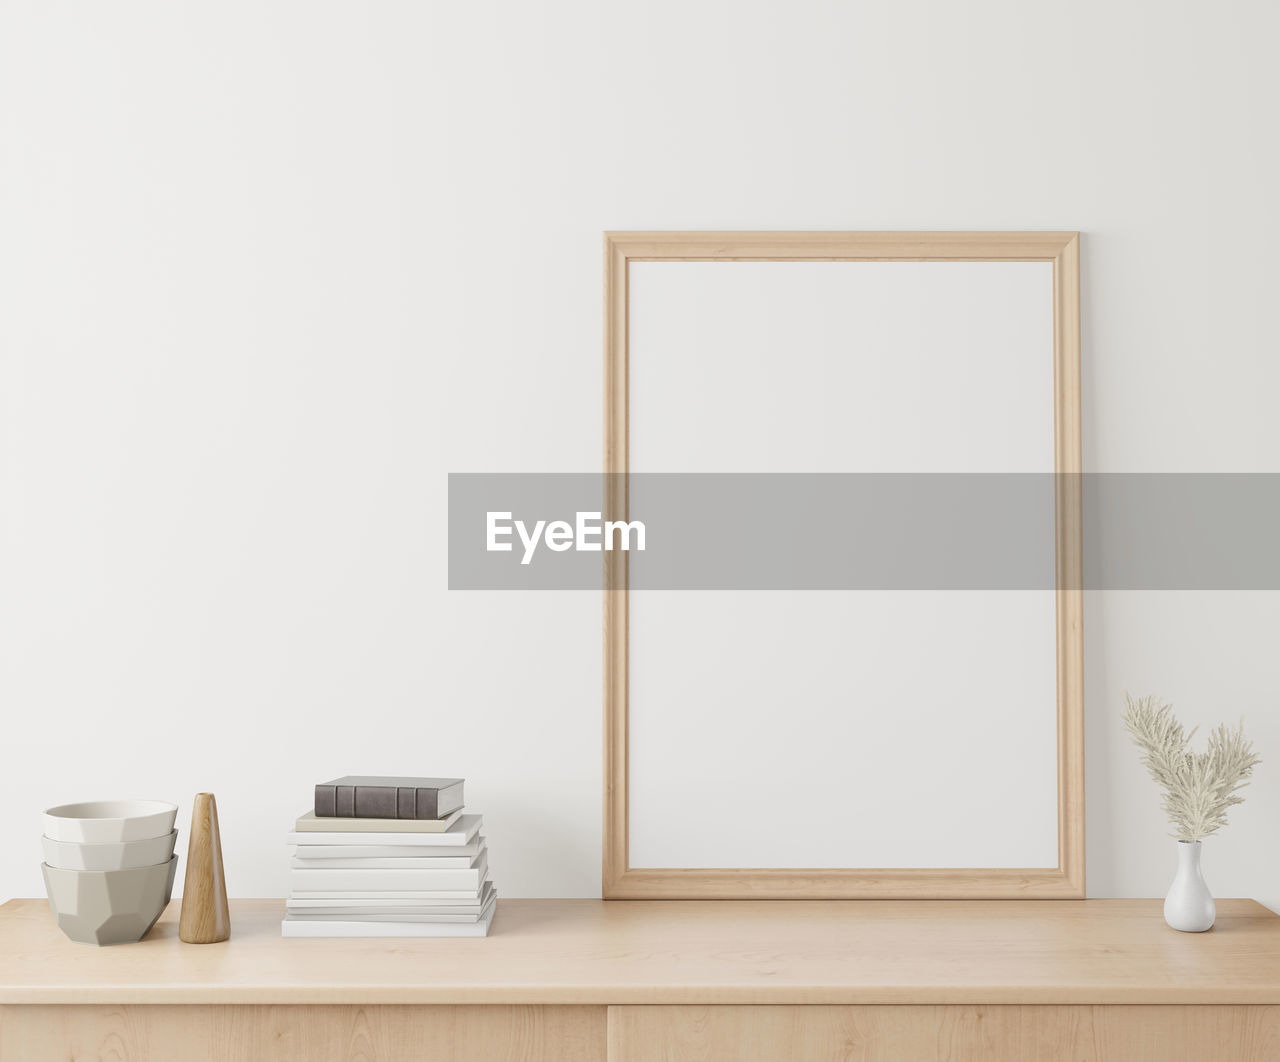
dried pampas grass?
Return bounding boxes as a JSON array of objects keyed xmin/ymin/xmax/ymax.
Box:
[{"xmin": 1122, "ymin": 693, "xmax": 1261, "ymax": 843}]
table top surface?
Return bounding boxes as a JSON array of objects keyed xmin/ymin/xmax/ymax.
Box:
[{"xmin": 2, "ymin": 897, "xmax": 1279, "ymax": 1005}]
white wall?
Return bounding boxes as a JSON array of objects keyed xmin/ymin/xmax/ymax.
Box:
[{"xmin": 1, "ymin": 1, "xmax": 1278, "ymax": 907}]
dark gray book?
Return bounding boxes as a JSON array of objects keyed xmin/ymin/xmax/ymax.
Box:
[{"xmin": 314, "ymin": 776, "xmax": 465, "ymax": 820}]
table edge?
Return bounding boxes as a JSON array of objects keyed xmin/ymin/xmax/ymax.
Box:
[{"xmin": 5, "ymin": 986, "xmax": 1280, "ymax": 1005}]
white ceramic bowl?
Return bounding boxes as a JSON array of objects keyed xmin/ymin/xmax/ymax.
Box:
[
  {"xmin": 43, "ymin": 801, "xmax": 179, "ymax": 844},
  {"xmin": 43, "ymin": 855, "xmax": 178, "ymax": 946},
  {"xmin": 41, "ymin": 829, "xmax": 178, "ymax": 871}
]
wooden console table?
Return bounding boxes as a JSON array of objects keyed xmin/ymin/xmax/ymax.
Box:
[{"xmin": 2, "ymin": 897, "xmax": 1278, "ymax": 1060}]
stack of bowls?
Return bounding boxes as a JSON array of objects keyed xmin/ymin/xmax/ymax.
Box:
[{"xmin": 41, "ymin": 800, "xmax": 179, "ymax": 946}]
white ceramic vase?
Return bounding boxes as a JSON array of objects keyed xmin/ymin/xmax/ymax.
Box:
[{"xmin": 1164, "ymin": 840, "xmax": 1215, "ymax": 932}]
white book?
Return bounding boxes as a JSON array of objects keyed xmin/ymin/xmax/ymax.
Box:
[
  {"xmin": 288, "ymin": 815, "xmax": 482, "ymax": 848},
  {"xmin": 289, "ymin": 883, "xmax": 495, "ymax": 914},
  {"xmin": 289, "ymin": 887, "xmax": 485, "ymax": 900},
  {"xmin": 286, "ymin": 896, "xmax": 497, "ymax": 923},
  {"xmin": 290, "ymin": 847, "xmax": 485, "ymax": 870},
  {"xmin": 290, "ymin": 853, "xmax": 487, "ymax": 892},
  {"xmin": 286, "ymin": 908, "xmax": 489, "ymax": 924},
  {"xmin": 282, "ymin": 900, "xmax": 496, "ymax": 938},
  {"xmin": 291, "ymin": 836, "xmax": 485, "ymax": 860}
]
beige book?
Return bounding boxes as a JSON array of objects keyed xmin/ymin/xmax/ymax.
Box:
[{"xmin": 294, "ymin": 809, "xmax": 462, "ymax": 834}]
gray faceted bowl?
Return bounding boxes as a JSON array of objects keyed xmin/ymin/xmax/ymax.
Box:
[{"xmin": 42, "ymin": 855, "xmax": 178, "ymax": 946}]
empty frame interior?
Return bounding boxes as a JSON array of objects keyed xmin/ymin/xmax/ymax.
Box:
[{"xmin": 604, "ymin": 233, "xmax": 1083, "ymax": 899}]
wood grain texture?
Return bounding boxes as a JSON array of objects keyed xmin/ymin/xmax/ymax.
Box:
[
  {"xmin": 602, "ymin": 233, "xmax": 630, "ymax": 898},
  {"xmin": 608, "ymin": 867, "xmax": 1082, "ymax": 900},
  {"xmin": 602, "ymin": 230, "xmax": 1085, "ymax": 899},
  {"xmin": 1053, "ymin": 233, "xmax": 1086, "ymax": 898},
  {"xmin": 2, "ymin": 898, "xmax": 1279, "ymax": 1006},
  {"xmin": 0, "ymin": 1004, "xmax": 605, "ymax": 1062},
  {"xmin": 604, "ymin": 231, "xmax": 1080, "ymax": 260},
  {"xmin": 608, "ymin": 1004, "xmax": 1280, "ymax": 1062},
  {"xmin": 179, "ymin": 792, "xmax": 231, "ymax": 944}
]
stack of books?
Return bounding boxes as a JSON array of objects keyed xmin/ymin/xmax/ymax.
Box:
[{"xmin": 280, "ymin": 775, "xmax": 495, "ymax": 938}]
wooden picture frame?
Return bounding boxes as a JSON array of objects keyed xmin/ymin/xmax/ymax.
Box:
[{"xmin": 603, "ymin": 232, "xmax": 1083, "ymax": 899}]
